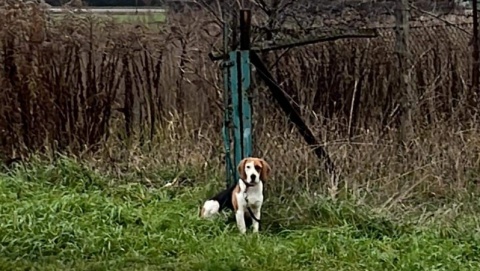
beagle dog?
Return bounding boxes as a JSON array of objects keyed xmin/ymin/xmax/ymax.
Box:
[{"xmin": 199, "ymin": 157, "xmax": 271, "ymax": 234}]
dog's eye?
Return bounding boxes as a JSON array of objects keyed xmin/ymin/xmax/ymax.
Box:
[
  {"xmin": 246, "ymin": 165, "xmax": 251, "ymax": 169},
  {"xmin": 254, "ymin": 165, "xmax": 261, "ymax": 171}
]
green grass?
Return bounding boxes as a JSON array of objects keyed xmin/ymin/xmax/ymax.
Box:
[
  {"xmin": 109, "ymin": 13, "xmax": 165, "ymax": 23},
  {"xmin": 49, "ymin": 12, "xmax": 166, "ymax": 24},
  {"xmin": 1, "ymin": 157, "xmax": 480, "ymax": 270}
]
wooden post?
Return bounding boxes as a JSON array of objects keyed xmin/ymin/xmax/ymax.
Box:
[
  {"xmin": 394, "ymin": 0, "xmax": 413, "ymax": 145},
  {"xmin": 472, "ymin": 0, "xmax": 479, "ymax": 107}
]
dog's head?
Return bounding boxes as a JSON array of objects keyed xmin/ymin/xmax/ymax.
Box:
[{"xmin": 237, "ymin": 157, "xmax": 271, "ymax": 185}]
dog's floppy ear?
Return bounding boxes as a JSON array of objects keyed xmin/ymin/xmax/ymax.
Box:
[
  {"xmin": 259, "ymin": 159, "xmax": 271, "ymax": 182},
  {"xmin": 237, "ymin": 158, "xmax": 248, "ymax": 181}
]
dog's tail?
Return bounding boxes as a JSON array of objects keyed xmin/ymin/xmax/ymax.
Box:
[{"xmin": 199, "ymin": 200, "xmax": 221, "ymax": 218}]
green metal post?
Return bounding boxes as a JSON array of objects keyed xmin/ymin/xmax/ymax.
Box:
[
  {"xmin": 222, "ymin": 9, "xmax": 253, "ymax": 186},
  {"xmin": 229, "ymin": 51, "xmax": 242, "ymax": 183},
  {"xmin": 240, "ymin": 50, "xmax": 252, "ymax": 159},
  {"xmin": 239, "ymin": 9, "xmax": 253, "ymax": 165}
]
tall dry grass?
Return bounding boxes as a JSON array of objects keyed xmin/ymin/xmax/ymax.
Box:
[{"xmin": 1, "ymin": 2, "xmax": 479, "ymax": 207}]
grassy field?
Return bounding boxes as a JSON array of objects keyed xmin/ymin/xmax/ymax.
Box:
[
  {"xmin": 48, "ymin": 10, "xmax": 166, "ymax": 24},
  {"xmin": 97, "ymin": 13, "xmax": 165, "ymax": 24},
  {"xmin": 2, "ymin": 3, "xmax": 480, "ymax": 270},
  {"xmin": 1, "ymin": 157, "xmax": 480, "ymax": 270}
]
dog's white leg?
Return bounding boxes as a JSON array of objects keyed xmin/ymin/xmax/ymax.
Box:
[
  {"xmin": 235, "ymin": 208, "xmax": 247, "ymax": 234},
  {"xmin": 251, "ymin": 206, "xmax": 261, "ymax": 233}
]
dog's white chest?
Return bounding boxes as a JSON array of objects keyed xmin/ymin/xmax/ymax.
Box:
[
  {"xmin": 245, "ymin": 189, "xmax": 263, "ymax": 207},
  {"xmin": 237, "ymin": 182, "xmax": 263, "ymax": 208}
]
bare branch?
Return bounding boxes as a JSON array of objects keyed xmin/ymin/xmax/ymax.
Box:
[
  {"xmin": 193, "ymin": 0, "xmax": 225, "ymax": 24},
  {"xmin": 409, "ymin": 3, "xmax": 471, "ymax": 36}
]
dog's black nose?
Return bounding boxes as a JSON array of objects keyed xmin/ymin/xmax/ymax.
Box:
[{"xmin": 250, "ymin": 174, "xmax": 256, "ymax": 181}]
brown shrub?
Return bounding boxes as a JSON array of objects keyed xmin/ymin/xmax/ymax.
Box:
[{"xmin": 0, "ymin": 3, "xmax": 478, "ymax": 206}]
